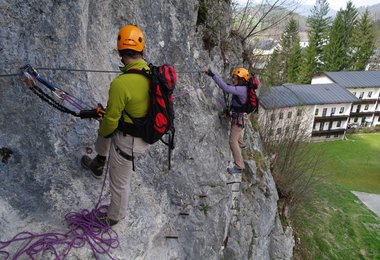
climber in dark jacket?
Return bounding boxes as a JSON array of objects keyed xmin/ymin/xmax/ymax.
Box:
[{"xmin": 205, "ymin": 67, "xmax": 249, "ymax": 174}]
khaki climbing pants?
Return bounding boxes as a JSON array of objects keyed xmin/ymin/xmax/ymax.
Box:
[
  {"xmin": 229, "ymin": 124, "xmax": 245, "ymax": 169},
  {"xmin": 95, "ymin": 131, "xmax": 148, "ymax": 221}
]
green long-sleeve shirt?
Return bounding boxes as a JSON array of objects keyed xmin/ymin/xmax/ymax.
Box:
[{"xmin": 98, "ymin": 59, "xmax": 150, "ymax": 137}]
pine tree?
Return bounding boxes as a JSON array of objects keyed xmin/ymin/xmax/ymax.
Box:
[
  {"xmin": 351, "ymin": 9, "xmax": 376, "ymax": 70},
  {"xmin": 263, "ymin": 18, "xmax": 301, "ymax": 85},
  {"xmin": 307, "ymin": 0, "xmax": 331, "ymax": 71},
  {"xmin": 323, "ymin": 11, "xmax": 347, "ymax": 71},
  {"xmin": 263, "ymin": 48, "xmax": 282, "ymax": 86},
  {"xmin": 288, "ymin": 36, "xmax": 302, "ymax": 83},
  {"xmin": 298, "ymin": 0, "xmax": 331, "ymax": 83},
  {"xmin": 298, "ymin": 39, "xmax": 317, "ymax": 84},
  {"xmin": 323, "ymin": 1, "xmax": 359, "ymax": 71},
  {"xmin": 342, "ymin": 1, "xmax": 359, "ymax": 69}
]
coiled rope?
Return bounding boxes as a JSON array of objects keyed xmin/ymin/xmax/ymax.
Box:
[{"xmin": 0, "ymin": 160, "xmax": 119, "ymax": 260}]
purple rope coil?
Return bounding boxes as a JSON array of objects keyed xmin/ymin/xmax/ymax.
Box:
[{"xmin": 0, "ymin": 161, "xmax": 119, "ymax": 259}]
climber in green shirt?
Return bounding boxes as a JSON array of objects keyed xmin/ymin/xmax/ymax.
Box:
[{"xmin": 81, "ymin": 25, "xmax": 150, "ymax": 226}]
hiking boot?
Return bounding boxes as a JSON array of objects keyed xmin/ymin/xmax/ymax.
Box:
[
  {"xmin": 227, "ymin": 165, "xmax": 243, "ymax": 175},
  {"xmin": 81, "ymin": 155, "xmax": 106, "ymax": 179}
]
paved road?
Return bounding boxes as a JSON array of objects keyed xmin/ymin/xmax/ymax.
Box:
[{"xmin": 352, "ymin": 191, "xmax": 380, "ymax": 218}]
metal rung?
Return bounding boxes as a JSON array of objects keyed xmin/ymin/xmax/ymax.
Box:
[
  {"xmin": 165, "ymin": 236, "xmax": 179, "ymax": 239},
  {"xmin": 226, "ymin": 181, "xmax": 241, "ymax": 185}
]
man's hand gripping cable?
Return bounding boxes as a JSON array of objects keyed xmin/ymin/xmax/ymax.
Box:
[{"xmin": 19, "ymin": 64, "xmax": 105, "ymax": 120}]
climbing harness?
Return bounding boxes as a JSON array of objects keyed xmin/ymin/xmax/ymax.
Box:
[{"xmin": 19, "ymin": 64, "xmax": 105, "ymax": 119}]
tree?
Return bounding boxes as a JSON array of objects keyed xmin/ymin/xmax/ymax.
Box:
[
  {"xmin": 323, "ymin": 11, "xmax": 347, "ymax": 71},
  {"xmin": 298, "ymin": 39, "xmax": 317, "ymax": 83},
  {"xmin": 258, "ymin": 106, "xmax": 324, "ymax": 221},
  {"xmin": 323, "ymin": 1, "xmax": 359, "ymax": 71},
  {"xmin": 351, "ymin": 9, "xmax": 376, "ymax": 70},
  {"xmin": 307, "ymin": 0, "xmax": 331, "ymax": 71},
  {"xmin": 298, "ymin": 0, "xmax": 331, "ymax": 83},
  {"xmin": 342, "ymin": 1, "xmax": 359, "ymax": 69},
  {"xmin": 288, "ymin": 40, "xmax": 302, "ymax": 83},
  {"xmin": 232, "ymin": 0, "xmax": 300, "ymax": 44},
  {"xmin": 263, "ymin": 18, "xmax": 301, "ymax": 85},
  {"xmin": 263, "ymin": 48, "xmax": 282, "ymax": 86}
]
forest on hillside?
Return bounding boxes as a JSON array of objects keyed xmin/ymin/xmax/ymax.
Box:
[{"xmin": 231, "ymin": 0, "xmax": 379, "ymax": 85}]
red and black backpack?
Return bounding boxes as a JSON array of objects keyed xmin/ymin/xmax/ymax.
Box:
[
  {"xmin": 231, "ymin": 76, "xmax": 259, "ymax": 114},
  {"xmin": 118, "ymin": 63, "xmax": 176, "ymax": 149},
  {"xmin": 244, "ymin": 76, "xmax": 259, "ymax": 114}
]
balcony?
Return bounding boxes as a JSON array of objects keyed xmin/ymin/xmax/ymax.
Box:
[
  {"xmin": 349, "ymin": 111, "xmax": 374, "ymax": 117},
  {"xmin": 314, "ymin": 115, "xmax": 349, "ymax": 122},
  {"xmin": 353, "ymin": 98, "xmax": 378, "ymax": 104},
  {"xmin": 311, "ymin": 128, "xmax": 346, "ymax": 136}
]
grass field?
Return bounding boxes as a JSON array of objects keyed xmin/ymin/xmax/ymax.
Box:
[
  {"xmin": 293, "ymin": 133, "xmax": 380, "ymax": 259},
  {"xmin": 317, "ymin": 133, "xmax": 380, "ymax": 194}
]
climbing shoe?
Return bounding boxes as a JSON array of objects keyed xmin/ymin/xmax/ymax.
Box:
[
  {"xmin": 227, "ymin": 165, "xmax": 243, "ymax": 175},
  {"xmin": 81, "ymin": 155, "xmax": 106, "ymax": 179},
  {"xmin": 96, "ymin": 212, "xmax": 119, "ymax": 226}
]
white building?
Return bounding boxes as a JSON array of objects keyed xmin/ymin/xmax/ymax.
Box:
[
  {"xmin": 312, "ymin": 71, "xmax": 380, "ymax": 127},
  {"xmin": 258, "ymin": 83, "xmax": 358, "ymax": 141}
]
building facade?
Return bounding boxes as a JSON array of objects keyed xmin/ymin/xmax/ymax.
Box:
[
  {"xmin": 259, "ymin": 71, "xmax": 380, "ymax": 142},
  {"xmin": 312, "ymin": 71, "xmax": 380, "ymax": 128},
  {"xmin": 258, "ymin": 83, "xmax": 358, "ymax": 142}
]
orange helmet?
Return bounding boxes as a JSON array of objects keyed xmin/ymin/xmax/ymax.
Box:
[
  {"xmin": 233, "ymin": 67, "xmax": 249, "ymax": 81},
  {"xmin": 117, "ymin": 25, "xmax": 144, "ymax": 52}
]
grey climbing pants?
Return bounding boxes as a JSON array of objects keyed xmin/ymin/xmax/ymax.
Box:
[{"xmin": 95, "ymin": 131, "xmax": 148, "ymax": 221}]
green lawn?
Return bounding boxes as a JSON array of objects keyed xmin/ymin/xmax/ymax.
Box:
[
  {"xmin": 293, "ymin": 133, "xmax": 380, "ymax": 259},
  {"xmin": 316, "ymin": 133, "xmax": 380, "ymax": 194},
  {"xmin": 294, "ymin": 182, "xmax": 380, "ymax": 259}
]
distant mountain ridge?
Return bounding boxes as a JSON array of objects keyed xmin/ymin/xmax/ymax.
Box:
[{"xmin": 297, "ymin": 3, "xmax": 380, "ymax": 20}]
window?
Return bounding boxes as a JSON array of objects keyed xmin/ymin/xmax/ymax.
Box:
[
  {"xmin": 320, "ymin": 122, "xmax": 325, "ymax": 131},
  {"xmin": 368, "ymin": 91, "xmax": 372, "ymax": 98},
  {"xmin": 365, "ymin": 104, "xmax": 369, "ymax": 110},
  {"xmin": 315, "ymin": 108, "xmax": 319, "ymax": 115},
  {"xmin": 313, "ymin": 122, "xmax": 316, "ymax": 129},
  {"xmin": 285, "ymin": 126, "xmax": 290, "ymax": 134},
  {"xmin": 354, "ymin": 117, "xmax": 358, "ymax": 122},
  {"xmin": 279, "ymin": 112, "xmax": 283, "ymax": 120},
  {"xmin": 337, "ymin": 121, "xmax": 341, "ymax": 127},
  {"xmin": 276, "ymin": 128, "xmax": 282, "ymax": 135},
  {"xmin": 331, "ymin": 107, "xmax": 336, "ymax": 115},
  {"xmin": 287, "ymin": 111, "xmax": 292, "ymax": 118},
  {"xmin": 297, "ymin": 109, "xmax": 302, "ymax": 116},
  {"xmin": 339, "ymin": 107, "xmax": 344, "ymax": 114},
  {"xmin": 270, "ymin": 114, "xmax": 275, "ymax": 121},
  {"xmin": 359, "ymin": 92, "xmax": 364, "ymax": 99},
  {"xmin": 322, "ymin": 108, "xmax": 327, "ymax": 116}
]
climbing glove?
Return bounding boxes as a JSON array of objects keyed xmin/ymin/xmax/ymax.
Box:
[{"xmin": 205, "ymin": 69, "xmax": 215, "ymax": 77}]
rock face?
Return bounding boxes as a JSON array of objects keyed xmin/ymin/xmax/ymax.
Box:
[{"xmin": 0, "ymin": 0, "xmax": 294, "ymax": 259}]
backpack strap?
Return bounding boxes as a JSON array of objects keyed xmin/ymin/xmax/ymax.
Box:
[{"xmin": 117, "ymin": 67, "xmax": 150, "ymax": 137}]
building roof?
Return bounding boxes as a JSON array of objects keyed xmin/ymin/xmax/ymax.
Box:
[
  {"xmin": 259, "ymin": 83, "xmax": 358, "ymax": 109},
  {"xmin": 324, "ymin": 71, "xmax": 380, "ymax": 88}
]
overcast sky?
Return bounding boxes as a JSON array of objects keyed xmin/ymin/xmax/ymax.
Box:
[
  {"xmin": 300, "ymin": 0, "xmax": 380, "ymax": 11},
  {"xmin": 235, "ymin": 0, "xmax": 380, "ymax": 11}
]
